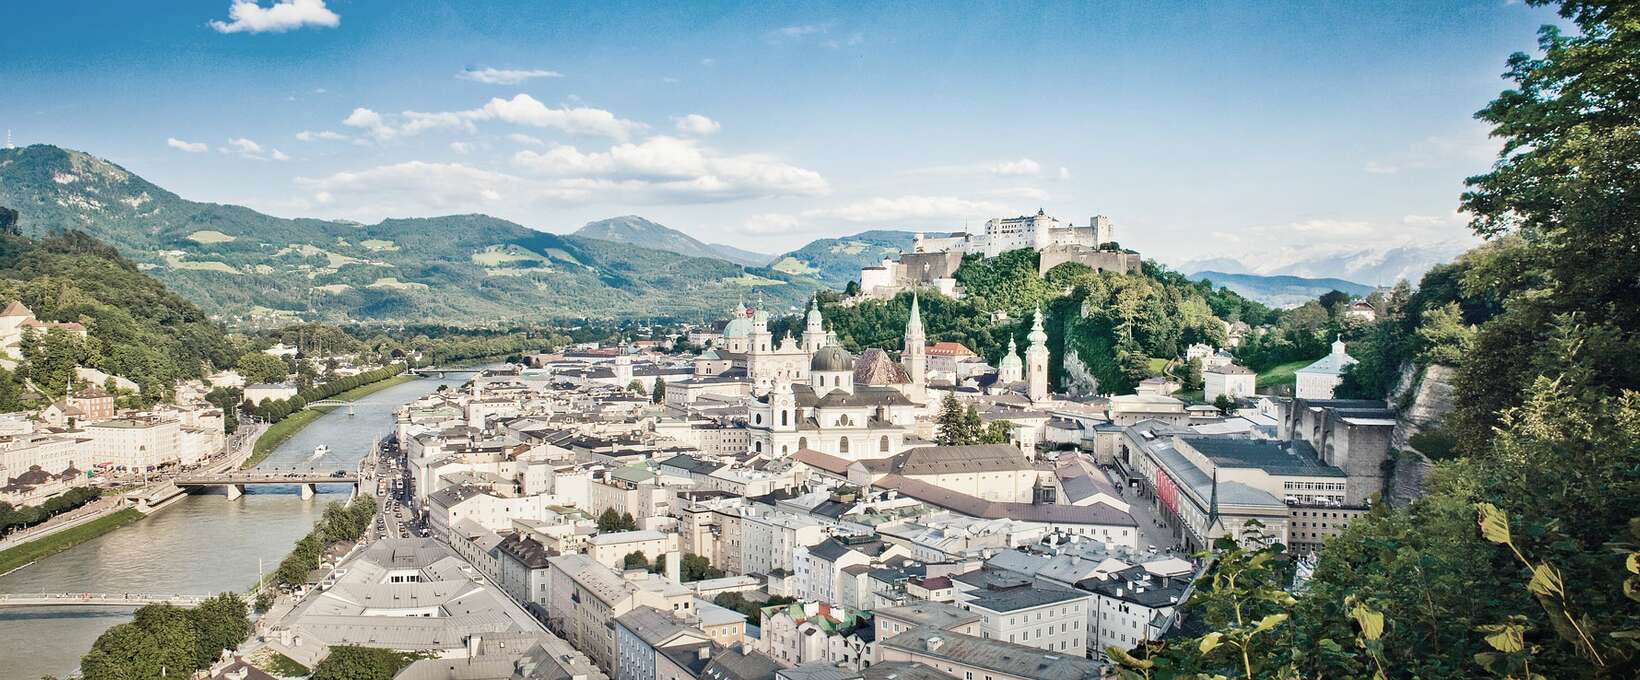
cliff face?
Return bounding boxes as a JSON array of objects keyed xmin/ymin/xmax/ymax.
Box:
[{"xmin": 1386, "ymin": 362, "xmax": 1458, "ymax": 506}]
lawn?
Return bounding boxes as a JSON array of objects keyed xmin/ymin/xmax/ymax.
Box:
[
  {"xmin": 0, "ymin": 509, "xmax": 144, "ymax": 575},
  {"xmin": 241, "ymin": 373, "xmax": 419, "ymax": 469},
  {"xmin": 1256, "ymin": 358, "xmax": 1315, "ymax": 391}
]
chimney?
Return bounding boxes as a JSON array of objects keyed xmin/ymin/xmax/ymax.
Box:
[
  {"xmin": 926, "ymin": 636, "xmax": 944, "ymax": 652},
  {"xmin": 698, "ymin": 646, "xmax": 712, "ymax": 660},
  {"xmin": 666, "ymin": 549, "xmax": 682, "ymax": 583},
  {"xmin": 467, "ymin": 634, "xmax": 483, "ymax": 657}
]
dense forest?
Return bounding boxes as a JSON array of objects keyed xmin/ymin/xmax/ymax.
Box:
[{"xmin": 1109, "ymin": 2, "xmax": 1640, "ymax": 677}]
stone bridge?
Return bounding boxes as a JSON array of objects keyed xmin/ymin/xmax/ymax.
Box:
[
  {"xmin": 175, "ymin": 471, "xmax": 359, "ymax": 500},
  {"xmin": 0, "ymin": 592, "xmax": 208, "ymax": 608}
]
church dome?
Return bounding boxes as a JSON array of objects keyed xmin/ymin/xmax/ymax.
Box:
[
  {"xmin": 722, "ymin": 316, "xmax": 752, "ymax": 338},
  {"xmin": 854, "ymin": 348, "xmax": 911, "ymax": 385},
  {"xmin": 811, "ymin": 345, "xmax": 854, "ymax": 372}
]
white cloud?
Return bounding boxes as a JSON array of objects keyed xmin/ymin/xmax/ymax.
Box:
[
  {"xmin": 343, "ymin": 108, "xmax": 395, "ymax": 141},
  {"xmin": 457, "ymin": 67, "xmax": 563, "ymax": 85},
  {"xmin": 805, "ymin": 195, "xmax": 1007, "ymax": 223},
  {"xmin": 1402, "ymin": 211, "xmax": 1470, "ymax": 227},
  {"xmin": 909, "ymin": 158, "xmax": 1042, "ymax": 177},
  {"xmin": 1363, "ymin": 161, "xmax": 1400, "ymax": 175},
  {"xmin": 297, "ymin": 161, "xmax": 522, "ymax": 216},
  {"xmin": 821, "ymin": 32, "xmax": 865, "ymax": 49},
  {"xmin": 1057, "ymin": 166, "xmax": 1071, "ymax": 180},
  {"xmin": 474, "ymin": 94, "xmax": 645, "ymax": 140},
  {"xmin": 511, "ymin": 135, "xmax": 829, "ymax": 201},
  {"xmin": 222, "ymin": 137, "xmax": 263, "ymax": 154},
  {"xmin": 674, "ymin": 114, "xmax": 721, "ymax": 136},
  {"xmin": 508, "ymin": 133, "xmax": 545, "ymax": 146},
  {"xmin": 271, "ymin": 148, "xmax": 291, "ymax": 161},
  {"xmin": 209, "ymin": 0, "xmax": 339, "ymax": 34},
  {"xmin": 661, "ymin": 77, "xmax": 680, "ymax": 84},
  {"xmin": 449, "ymin": 142, "xmax": 473, "ymax": 154},
  {"xmin": 295, "ymin": 129, "xmax": 348, "ymax": 142},
  {"xmin": 166, "ymin": 137, "xmax": 208, "ymax": 153},
  {"xmin": 700, "ymin": 58, "xmax": 717, "ymax": 67},
  {"xmin": 741, "ymin": 213, "xmax": 801, "ymax": 234},
  {"xmin": 990, "ymin": 187, "xmax": 1050, "ymax": 201}
]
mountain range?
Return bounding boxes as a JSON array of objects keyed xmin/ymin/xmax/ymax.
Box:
[
  {"xmin": 1188, "ymin": 271, "xmax": 1377, "ymax": 307},
  {"xmin": 0, "ymin": 145, "xmax": 820, "ymax": 323},
  {"xmin": 1172, "ymin": 240, "xmax": 1473, "ymax": 288},
  {"xmin": 572, "ymin": 215, "xmax": 774, "ymax": 267},
  {"xmin": 768, "ymin": 230, "xmax": 920, "ymax": 286}
]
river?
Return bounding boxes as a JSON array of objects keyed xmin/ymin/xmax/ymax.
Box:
[{"xmin": 0, "ymin": 372, "xmax": 466, "ymax": 679}]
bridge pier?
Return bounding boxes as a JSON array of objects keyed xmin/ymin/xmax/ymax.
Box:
[
  {"xmin": 225, "ymin": 484, "xmax": 244, "ymax": 501},
  {"xmin": 299, "ymin": 483, "xmax": 316, "ymax": 500}
]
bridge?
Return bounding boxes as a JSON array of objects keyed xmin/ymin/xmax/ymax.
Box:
[
  {"xmin": 409, "ymin": 366, "xmax": 487, "ymax": 377},
  {"xmin": 302, "ymin": 398, "xmax": 386, "ymax": 415},
  {"xmin": 0, "ymin": 593, "xmax": 209, "ymax": 608},
  {"xmin": 175, "ymin": 470, "xmax": 360, "ymax": 500}
]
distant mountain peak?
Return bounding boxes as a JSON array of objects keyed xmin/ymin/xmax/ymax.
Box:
[{"xmin": 573, "ymin": 215, "xmax": 773, "ymax": 267}]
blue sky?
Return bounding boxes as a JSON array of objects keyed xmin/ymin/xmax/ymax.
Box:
[{"xmin": 0, "ymin": 1, "xmax": 1561, "ymax": 262}]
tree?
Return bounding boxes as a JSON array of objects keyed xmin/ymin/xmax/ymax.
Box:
[
  {"xmin": 628, "ymin": 379, "xmax": 646, "ymax": 396},
  {"xmin": 311, "ymin": 646, "xmax": 421, "ymax": 680},
  {"xmin": 1414, "ymin": 302, "xmax": 1474, "ymax": 366},
  {"xmin": 1318, "ymin": 289, "xmax": 1352, "ymax": 315},
  {"xmin": 1181, "ymin": 357, "xmax": 1204, "ymax": 391},
  {"xmin": 934, "ymin": 394, "xmax": 968, "ymax": 446},
  {"xmin": 1214, "ymin": 393, "xmax": 1236, "ymax": 413},
  {"xmin": 651, "ymin": 377, "xmax": 667, "ymax": 404},
  {"xmin": 188, "ymin": 594, "xmax": 251, "ymax": 668},
  {"xmin": 623, "ymin": 551, "xmax": 649, "ymax": 570},
  {"xmin": 844, "ymin": 280, "xmax": 861, "ymax": 297},
  {"xmin": 236, "ymin": 351, "xmax": 289, "ymax": 385},
  {"xmin": 979, "ymin": 420, "xmax": 1013, "ymax": 445},
  {"xmin": 680, "ymin": 553, "xmax": 725, "ymax": 582},
  {"xmin": 0, "ymin": 205, "xmax": 19, "ymax": 236},
  {"xmin": 597, "ymin": 508, "xmax": 638, "ymax": 532}
]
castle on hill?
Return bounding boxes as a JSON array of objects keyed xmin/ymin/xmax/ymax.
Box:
[{"xmin": 858, "ymin": 209, "xmax": 1140, "ymax": 300}]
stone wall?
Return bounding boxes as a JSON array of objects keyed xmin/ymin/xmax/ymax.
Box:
[
  {"xmin": 1386, "ymin": 362, "xmax": 1457, "ymax": 506},
  {"xmin": 1038, "ymin": 246, "xmax": 1141, "ymax": 276}
]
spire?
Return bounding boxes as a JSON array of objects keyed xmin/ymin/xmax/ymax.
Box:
[
  {"xmin": 1028, "ymin": 306, "xmax": 1047, "ymax": 345},
  {"xmin": 906, "ymin": 294, "xmax": 924, "ymax": 340}
]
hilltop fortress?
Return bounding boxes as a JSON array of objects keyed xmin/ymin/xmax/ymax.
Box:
[{"xmin": 858, "ymin": 209, "xmax": 1141, "ymax": 299}]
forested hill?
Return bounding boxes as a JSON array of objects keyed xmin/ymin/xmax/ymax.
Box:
[
  {"xmin": 0, "ymin": 145, "xmax": 822, "ymax": 323},
  {"xmin": 815, "ymin": 249, "xmax": 1275, "ymax": 395},
  {"xmin": 0, "ymin": 229, "xmax": 236, "ymax": 406}
]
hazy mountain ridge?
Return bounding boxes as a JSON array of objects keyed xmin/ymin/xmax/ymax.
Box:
[
  {"xmin": 1173, "ymin": 240, "xmax": 1472, "ymax": 288},
  {"xmin": 1189, "ymin": 270, "xmax": 1376, "ymax": 307},
  {"xmin": 573, "ymin": 215, "xmax": 774, "ymax": 267},
  {"xmin": 0, "ymin": 145, "xmax": 820, "ymax": 322}
]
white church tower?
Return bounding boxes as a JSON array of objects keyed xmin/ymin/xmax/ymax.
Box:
[
  {"xmin": 903, "ymin": 294, "xmax": 927, "ymax": 402},
  {"xmin": 998, "ymin": 338, "xmax": 1023, "ymax": 384},
  {"xmin": 1026, "ymin": 307, "xmax": 1049, "ymax": 402},
  {"xmin": 802, "ymin": 298, "xmax": 827, "ymax": 354}
]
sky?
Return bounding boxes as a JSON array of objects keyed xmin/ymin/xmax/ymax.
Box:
[{"xmin": 0, "ymin": 1, "xmax": 1563, "ymax": 262}]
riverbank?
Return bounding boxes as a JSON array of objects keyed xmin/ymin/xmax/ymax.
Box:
[
  {"xmin": 241, "ymin": 373, "xmax": 420, "ymax": 470},
  {"xmin": 0, "ymin": 509, "xmax": 143, "ymax": 576}
]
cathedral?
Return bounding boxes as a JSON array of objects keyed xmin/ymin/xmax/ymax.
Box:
[{"xmin": 709, "ymin": 296, "xmax": 933, "ymax": 460}]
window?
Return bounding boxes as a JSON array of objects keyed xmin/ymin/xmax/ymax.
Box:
[
  {"xmin": 798, "ymin": 437, "xmax": 808, "ymax": 450},
  {"xmin": 781, "ymin": 411, "xmax": 789, "ymax": 426},
  {"xmin": 839, "ymin": 438, "xmax": 850, "ymax": 453},
  {"xmin": 880, "ymin": 436, "xmax": 890, "ymax": 452}
]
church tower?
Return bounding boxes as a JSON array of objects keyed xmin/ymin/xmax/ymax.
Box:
[
  {"xmin": 903, "ymin": 294, "xmax": 927, "ymax": 400},
  {"xmin": 999, "ymin": 338, "xmax": 1023, "ymax": 384},
  {"xmin": 1025, "ymin": 307, "xmax": 1049, "ymax": 402},
  {"xmin": 802, "ymin": 298, "xmax": 827, "ymax": 355},
  {"xmin": 770, "ymin": 380, "xmax": 796, "ymax": 433}
]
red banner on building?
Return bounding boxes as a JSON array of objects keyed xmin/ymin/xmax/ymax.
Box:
[{"xmin": 1156, "ymin": 471, "xmax": 1180, "ymax": 515}]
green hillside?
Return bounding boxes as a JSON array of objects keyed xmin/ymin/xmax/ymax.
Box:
[
  {"xmin": 770, "ymin": 230, "xmax": 920, "ymax": 285},
  {"xmin": 0, "ymin": 230, "xmax": 236, "ymax": 404},
  {"xmin": 0, "ymin": 145, "xmax": 821, "ymax": 322}
]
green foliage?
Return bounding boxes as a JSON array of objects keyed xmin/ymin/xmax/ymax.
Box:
[
  {"xmin": 1415, "ymin": 303, "xmax": 1474, "ymax": 366},
  {"xmin": 0, "ymin": 486, "xmax": 100, "ymax": 534},
  {"xmin": 624, "ymin": 550, "xmax": 649, "ymax": 570},
  {"xmin": 628, "ymin": 379, "xmax": 646, "ymax": 396},
  {"xmin": 934, "ymin": 394, "xmax": 985, "ymax": 446},
  {"xmin": 310, "ymin": 645, "xmax": 422, "ymax": 680},
  {"xmin": 1213, "ymin": 393, "xmax": 1236, "ymax": 413},
  {"xmin": 80, "ymin": 597, "xmax": 250, "ymax": 680},
  {"xmin": 979, "ymin": 420, "xmax": 1013, "ymax": 445},
  {"xmin": 712, "ymin": 592, "xmax": 797, "ymax": 624},
  {"xmin": 651, "ymin": 377, "xmax": 666, "ymax": 404},
  {"xmin": 235, "ymin": 351, "xmax": 289, "ymax": 384},
  {"xmin": 267, "ymin": 495, "xmax": 377, "ymax": 591},
  {"xmin": 679, "ymin": 553, "xmax": 726, "ymax": 582},
  {"xmin": 597, "ymin": 508, "xmax": 638, "ymax": 532},
  {"xmin": 0, "ymin": 231, "xmax": 235, "ymax": 404}
]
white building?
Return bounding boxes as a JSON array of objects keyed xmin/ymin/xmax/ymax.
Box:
[
  {"xmin": 81, "ymin": 416, "xmax": 181, "ymax": 471},
  {"xmin": 1295, "ymin": 339, "xmax": 1357, "ymax": 399},
  {"xmin": 1203, "ymin": 363, "xmax": 1256, "ymax": 403},
  {"xmin": 962, "ymin": 210, "xmax": 1113, "ymax": 258}
]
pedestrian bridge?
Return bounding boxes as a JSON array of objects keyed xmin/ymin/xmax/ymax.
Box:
[
  {"xmin": 0, "ymin": 593, "xmax": 208, "ymax": 608},
  {"xmin": 408, "ymin": 366, "xmax": 486, "ymax": 377},
  {"xmin": 175, "ymin": 471, "xmax": 359, "ymax": 500}
]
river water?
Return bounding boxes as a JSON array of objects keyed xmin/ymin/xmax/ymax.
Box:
[{"xmin": 0, "ymin": 372, "xmax": 465, "ymax": 679}]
